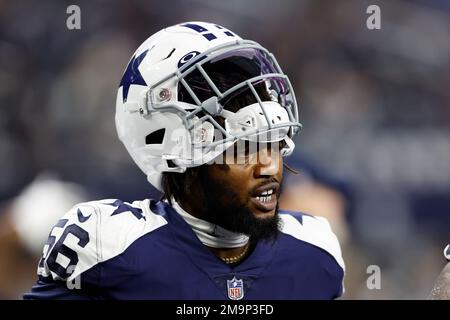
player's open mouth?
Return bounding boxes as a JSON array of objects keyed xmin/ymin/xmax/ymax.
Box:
[{"xmin": 250, "ymin": 182, "xmax": 279, "ymax": 212}]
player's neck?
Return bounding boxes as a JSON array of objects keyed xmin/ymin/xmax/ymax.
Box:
[{"xmin": 171, "ymin": 196, "xmax": 250, "ymax": 252}]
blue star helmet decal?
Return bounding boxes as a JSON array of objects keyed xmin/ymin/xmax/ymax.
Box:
[
  {"xmin": 119, "ymin": 49, "xmax": 149, "ymax": 103},
  {"xmin": 107, "ymin": 200, "xmax": 146, "ymax": 221}
]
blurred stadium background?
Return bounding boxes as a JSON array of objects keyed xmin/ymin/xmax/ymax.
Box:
[{"xmin": 0, "ymin": 0, "xmax": 449, "ymax": 299}]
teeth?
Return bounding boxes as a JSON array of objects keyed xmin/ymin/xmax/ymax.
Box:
[
  {"xmin": 254, "ymin": 191, "xmax": 275, "ymax": 204},
  {"xmin": 256, "ymin": 195, "xmax": 273, "ymax": 203},
  {"xmin": 260, "ymin": 189, "xmax": 274, "ymax": 197}
]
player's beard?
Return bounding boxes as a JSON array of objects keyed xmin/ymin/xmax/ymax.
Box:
[{"xmin": 198, "ymin": 170, "xmax": 282, "ymax": 244}]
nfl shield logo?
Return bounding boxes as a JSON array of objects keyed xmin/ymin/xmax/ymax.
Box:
[{"xmin": 227, "ymin": 277, "xmax": 244, "ymax": 300}]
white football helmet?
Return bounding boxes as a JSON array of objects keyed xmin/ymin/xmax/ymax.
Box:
[{"xmin": 115, "ymin": 21, "xmax": 302, "ymax": 191}]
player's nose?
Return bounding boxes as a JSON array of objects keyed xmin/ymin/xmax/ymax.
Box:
[{"xmin": 253, "ymin": 147, "xmax": 280, "ymax": 178}]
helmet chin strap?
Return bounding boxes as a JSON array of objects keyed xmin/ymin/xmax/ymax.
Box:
[{"xmin": 171, "ymin": 197, "xmax": 250, "ymax": 249}]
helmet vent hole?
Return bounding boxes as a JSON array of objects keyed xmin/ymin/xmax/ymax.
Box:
[
  {"xmin": 167, "ymin": 160, "xmax": 177, "ymax": 168},
  {"xmin": 145, "ymin": 128, "xmax": 166, "ymax": 145},
  {"xmin": 277, "ymin": 116, "xmax": 281, "ymax": 120}
]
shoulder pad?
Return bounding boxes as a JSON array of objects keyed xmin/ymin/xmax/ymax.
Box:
[
  {"xmin": 279, "ymin": 212, "xmax": 345, "ymax": 271},
  {"xmin": 37, "ymin": 199, "xmax": 167, "ymax": 282}
]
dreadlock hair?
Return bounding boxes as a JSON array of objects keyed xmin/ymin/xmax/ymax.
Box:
[{"xmin": 161, "ymin": 165, "xmax": 201, "ymax": 205}]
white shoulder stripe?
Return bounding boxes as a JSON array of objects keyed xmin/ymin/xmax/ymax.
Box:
[
  {"xmin": 98, "ymin": 199, "xmax": 168, "ymax": 267},
  {"xmin": 279, "ymin": 214, "xmax": 345, "ymax": 271}
]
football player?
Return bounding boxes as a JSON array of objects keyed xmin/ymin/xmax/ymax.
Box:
[{"xmin": 24, "ymin": 22, "xmax": 345, "ymax": 300}]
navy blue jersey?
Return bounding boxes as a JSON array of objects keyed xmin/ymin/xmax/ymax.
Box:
[{"xmin": 24, "ymin": 199, "xmax": 345, "ymax": 300}]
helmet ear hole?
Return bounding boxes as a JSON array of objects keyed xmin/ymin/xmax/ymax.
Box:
[{"xmin": 145, "ymin": 128, "xmax": 166, "ymax": 145}]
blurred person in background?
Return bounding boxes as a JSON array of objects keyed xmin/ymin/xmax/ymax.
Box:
[
  {"xmin": 0, "ymin": 173, "xmax": 87, "ymax": 299},
  {"xmin": 280, "ymin": 157, "xmax": 352, "ymax": 244}
]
